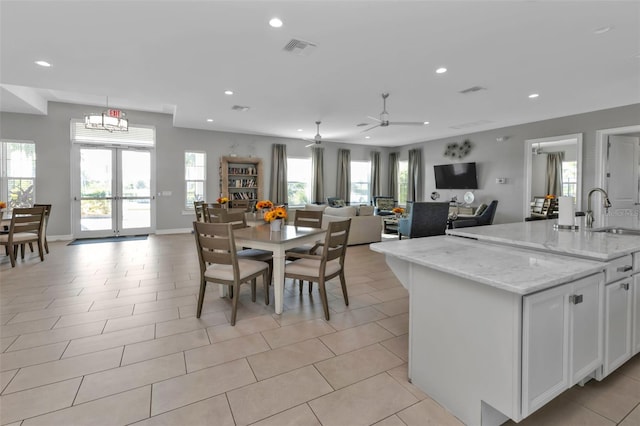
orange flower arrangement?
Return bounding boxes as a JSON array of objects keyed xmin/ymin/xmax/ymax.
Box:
[
  {"xmin": 0, "ymin": 201, "xmax": 6, "ymax": 209},
  {"xmin": 263, "ymin": 206, "xmax": 287, "ymax": 223},
  {"xmin": 255, "ymin": 200, "xmax": 273, "ymax": 210},
  {"xmin": 392, "ymin": 207, "xmax": 405, "ymax": 215},
  {"xmin": 216, "ymin": 196, "xmax": 229, "ymax": 204}
]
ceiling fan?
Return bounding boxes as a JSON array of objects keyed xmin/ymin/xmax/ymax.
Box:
[
  {"xmin": 362, "ymin": 93, "xmax": 428, "ymax": 132},
  {"xmin": 304, "ymin": 121, "xmax": 326, "ymax": 148}
]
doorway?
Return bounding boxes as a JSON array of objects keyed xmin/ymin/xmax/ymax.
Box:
[
  {"xmin": 72, "ymin": 145, "xmax": 155, "ymax": 238},
  {"xmin": 595, "ymin": 125, "xmax": 640, "ymax": 227},
  {"xmin": 524, "ymin": 134, "xmax": 583, "ymax": 218}
]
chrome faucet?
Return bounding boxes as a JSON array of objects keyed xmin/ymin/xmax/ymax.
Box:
[{"xmin": 585, "ymin": 188, "xmax": 612, "ymax": 228}]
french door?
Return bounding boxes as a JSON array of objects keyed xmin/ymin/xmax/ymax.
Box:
[{"xmin": 72, "ymin": 145, "xmax": 155, "ymax": 238}]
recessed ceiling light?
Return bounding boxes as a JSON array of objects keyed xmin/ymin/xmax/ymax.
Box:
[
  {"xmin": 435, "ymin": 67, "xmax": 447, "ymax": 74},
  {"xmin": 206, "ymin": 118, "xmax": 214, "ymax": 122},
  {"xmin": 528, "ymin": 93, "xmax": 539, "ymax": 99},
  {"xmin": 365, "ymin": 136, "xmax": 371, "ymax": 139},
  {"xmin": 35, "ymin": 60, "xmax": 51, "ymax": 67},
  {"xmin": 594, "ymin": 26, "xmax": 613, "ymax": 35},
  {"xmin": 224, "ymin": 90, "xmax": 234, "ymax": 95},
  {"xmin": 297, "ymin": 129, "xmax": 303, "ymax": 132},
  {"xmin": 269, "ymin": 18, "xmax": 283, "ymax": 28},
  {"xmin": 423, "ymin": 121, "xmax": 430, "ymax": 125}
]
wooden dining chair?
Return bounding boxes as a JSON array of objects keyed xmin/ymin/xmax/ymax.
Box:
[
  {"xmin": 0, "ymin": 206, "xmax": 45, "ymax": 267},
  {"xmin": 194, "ymin": 201, "xmax": 206, "ymax": 222},
  {"xmin": 214, "ymin": 210, "xmax": 274, "ymax": 286},
  {"xmin": 284, "ymin": 218, "xmax": 351, "ymax": 320},
  {"xmin": 285, "ymin": 209, "xmax": 324, "ymax": 293},
  {"xmin": 33, "ymin": 203, "xmax": 52, "ymax": 253},
  {"xmin": 193, "ymin": 221, "xmax": 270, "ymax": 325}
]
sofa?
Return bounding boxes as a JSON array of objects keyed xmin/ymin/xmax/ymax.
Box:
[{"xmin": 299, "ymin": 204, "xmax": 382, "ymax": 245}]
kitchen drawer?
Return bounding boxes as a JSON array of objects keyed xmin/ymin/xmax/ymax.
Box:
[{"xmin": 606, "ymin": 255, "xmax": 634, "ymax": 283}]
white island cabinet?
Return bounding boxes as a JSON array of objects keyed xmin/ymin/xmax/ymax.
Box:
[
  {"xmin": 522, "ymin": 274, "xmax": 602, "ymax": 417},
  {"xmin": 370, "ymin": 236, "xmax": 605, "ymax": 426},
  {"xmin": 447, "ymin": 220, "xmax": 640, "ymax": 380}
]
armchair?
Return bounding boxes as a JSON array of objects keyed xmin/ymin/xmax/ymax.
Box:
[
  {"xmin": 397, "ymin": 202, "xmax": 450, "ymax": 239},
  {"xmin": 372, "ymin": 196, "xmax": 396, "ymax": 216},
  {"xmin": 327, "ymin": 197, "xmax": 346, "ymax": 207},
  {"xmin": 450, "ymin": 200, "xmax": 498, "ymax": 229}
]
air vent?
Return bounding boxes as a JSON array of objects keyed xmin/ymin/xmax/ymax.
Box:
[
  {"xmin": 459, "ymin": 86, "xmax": 486, "ymax": 94},
  {"xmin": 449, "ymin": 119, "xmax": 493, "ymax": 130},
  {"xmin": 283, "ymin": 38, "xmax": 317, "ymax": 56},
  {"xmin": 231, "ymin": 105, "xmax": 250, "ymax": 112}
]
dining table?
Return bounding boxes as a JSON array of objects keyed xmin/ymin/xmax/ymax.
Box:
[{"xmin": 232, "ymin": 223, "xmax": 326, "ymax": 314}]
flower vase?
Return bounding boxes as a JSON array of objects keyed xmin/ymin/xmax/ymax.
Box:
[{"xmin": 270, "ymin": 219, "xmax": 282, "ymax": 232}]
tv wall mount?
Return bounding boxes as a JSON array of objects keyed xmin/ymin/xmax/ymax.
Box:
[{"xmin": 444, "ymin": 139, "xmax": 472, "ymax": 159}]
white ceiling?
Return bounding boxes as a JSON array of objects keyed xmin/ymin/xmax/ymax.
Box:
[{"xmin": 1, "ymin": 0, "xmax": 639, "ymax": 147}]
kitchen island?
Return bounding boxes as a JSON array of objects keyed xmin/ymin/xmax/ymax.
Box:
[
  {"xmin": 447, "ymin": 219, "xmax": 640, "ymax": 381},
  {"xmin": 370, "ymin": 236, "xmax": 606, "ymax": 426}
]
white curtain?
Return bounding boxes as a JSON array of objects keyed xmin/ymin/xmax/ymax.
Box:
[
  {"xmin": 388, "ymin": 152, "xmax": 399, "ymax": 200},
  {"xmin": 545, "ymin": 152, "xmax": 564, "ymax": 197},
  {"xmin": 337, "ymin": 149, "xmax": 351, "ymax": 203},
  {"xmin": 270, "ymin": 144, "xmax": 288, "ymax": 205},
  {"xmin": 407, "ymin": 148, "xmax": 423, "ymax": 202},
  {"xmin": 370, "ymin": 151, "xmax": 381, "ymax": 200},
  {"xmin": 311, "ymin": 147, "xmax": 324, "ymax": 204}
]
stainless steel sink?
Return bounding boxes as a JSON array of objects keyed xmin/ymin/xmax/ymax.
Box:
[{"xmin": 591, "ymin": 227, "xmax": 640, "ymax": 236}]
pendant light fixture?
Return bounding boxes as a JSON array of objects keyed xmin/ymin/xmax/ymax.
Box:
[{"xmin": 84, "ymin": 96, "xmax": 129, "ymax": 132}]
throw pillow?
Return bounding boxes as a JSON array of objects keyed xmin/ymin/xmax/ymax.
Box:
[
  {"xmin": 325, "ymin": 206, "xmax": 357, "ymax": 217},
  {"xmin": 305, "ymin": 204, "xmax": 328, "ymax": 212},
  {"xmin": 358, "ymin": 205, "xmax": 374, "ymax": 216}
]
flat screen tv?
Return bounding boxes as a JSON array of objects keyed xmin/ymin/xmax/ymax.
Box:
[{"xmin": 434, "ymin": 162, "xmax": 478, "ymax": 189}]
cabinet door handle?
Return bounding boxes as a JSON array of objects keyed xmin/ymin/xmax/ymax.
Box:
[
  {"xmin": 621, "ymin": 282, "xmax": 630, "ymax": 291},
  {"xmin": 570, "ymin": 294, "xmax": 583, "ymax": 304},
  {"xmin": 617, "ymin": 265, "xmax": 633, "ymax": 273}
]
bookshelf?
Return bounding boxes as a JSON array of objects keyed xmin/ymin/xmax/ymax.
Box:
[{"xmin": 220, "ymin": 156, "xmax": 263, "ymax": 209}]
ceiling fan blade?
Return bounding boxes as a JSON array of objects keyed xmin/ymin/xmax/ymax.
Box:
[
  {"xmin": 367, "ymin": 116, "xmax": 382, "ymax": 123},
  {"xmin": 305, "ymin": 142, "xmax": 316, "ymax": 148},
  {"xmin": 389, "ymin": 121, "xmax": 429, "ymax": 126},
  {"xmin": 361, "ymin": 124, "xmax": 381, "ymax": 133}
]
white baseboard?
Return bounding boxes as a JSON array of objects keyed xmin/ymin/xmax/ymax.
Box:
[
  {"xmin": 49, "ymin": 234, "xmax": 74, "ymax": 242},
  {"xmin": 50, "ymin": 229, "xmax": 191, "ymax": 240},
  {"xmin": 155, "ymin": 228, "xmax": 192, "ymax": 235}
]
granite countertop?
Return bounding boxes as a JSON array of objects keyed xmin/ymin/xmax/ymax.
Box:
[
  {"xmin": 446, "ymin": 219, "xmax": 640, "ymax": 261},
  {"xmin": 370, "ymin": 236, "xmax": 605, "ymax": 295}
]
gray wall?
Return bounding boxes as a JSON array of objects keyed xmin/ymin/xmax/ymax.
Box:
[
  {"xmin": 1, "ymin": 102, "xmax": 638, "ymax": 235},
  {"xmin": 0, "ymin": 102, "xmax": 388, "ymax": 236},
  {"xmin": 395, "ymin": 103, "xmax": 640, "ymax": 224}
]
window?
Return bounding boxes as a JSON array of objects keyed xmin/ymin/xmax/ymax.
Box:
[
  {"xmin": 398, "ymin": 160, "xmax": 408, "ymax": 206},
  {"xmin": 562, "ymin": 161, "xmax": 577, "ymax": 199},
  {"xmin": 350, "ymin": 161, "xmax": 370, "ymax": 204},
  {"xmin": 1, "ymin": 140, "xmax": 36, "ymax": 211},
  {"xmin": 287, "ymin": 157, "xmax": 311, "ymax": 206},
  {"xmin": 185, "ymin": 151, "xmax": 206, "ymax": 209}
]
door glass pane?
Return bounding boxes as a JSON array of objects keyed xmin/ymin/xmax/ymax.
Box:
[
  {"xmin": 81, "ymin": 200, "xmax": 112, "ymax": 231},
  {"xmin": 80, "ymin": 149, "xmax": 113, "ymax": 231},
  {"xmin": 122, "ymin": 199, "xmax": 150, "ymax": 229},
  {"xmin": 81, "ymin": 149, "xmax": 112, "ymax": 198},
  {"xmin": 122, "ymin": 151, "xmax": 151, "ymax": 197},
  {"xmin": 121, "ymin": 150, "xmax": 151, "ymax": 229}
]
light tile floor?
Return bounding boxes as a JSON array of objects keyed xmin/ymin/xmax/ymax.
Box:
[{"xmin": 1, "ymin": 234, "xmax": 638, "ymax": 425}]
